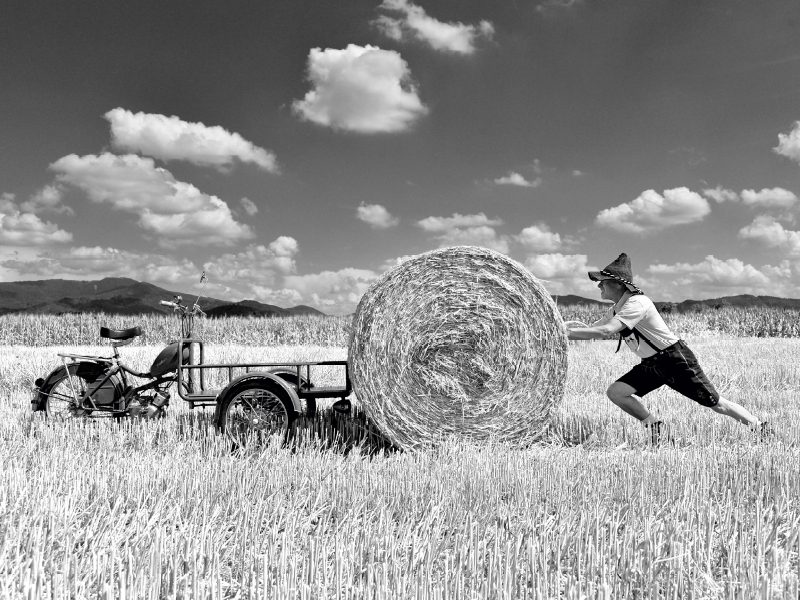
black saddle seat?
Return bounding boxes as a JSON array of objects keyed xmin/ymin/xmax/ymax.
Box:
[{"xmin": 100, "ymin": 326, "xmax": 143, "ymax": 340}]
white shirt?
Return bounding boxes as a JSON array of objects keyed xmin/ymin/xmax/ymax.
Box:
[{"xmin": 593, "ymin": 293, "xmax": 679, "ymax": 359}]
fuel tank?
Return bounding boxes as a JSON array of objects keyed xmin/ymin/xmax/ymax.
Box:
[{"xmin": 149, "ymin": 342, "xmax": 189, "ymax": 377}]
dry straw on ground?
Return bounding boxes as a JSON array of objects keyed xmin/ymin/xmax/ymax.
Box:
[{"xmin": 348, "ymin": 246, "xmax": 568, "ymax": 450}]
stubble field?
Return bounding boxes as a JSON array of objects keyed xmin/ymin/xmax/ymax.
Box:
[{"xmin": 0, "ymin": 310, "xmax": 799, "ymax": 598}]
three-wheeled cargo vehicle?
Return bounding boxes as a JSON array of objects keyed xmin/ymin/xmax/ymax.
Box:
[{"xmin": 32, "ymin": 275, "xmax": 353, "ymax": 445}]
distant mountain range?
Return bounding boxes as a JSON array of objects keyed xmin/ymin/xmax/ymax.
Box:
[
  {"xmin": 0, "ymin": 277, "xmax": 798, "ymax": 317},
  {"xmin": 0, "ymin": 277, "xmax": 326, "ymax": 317},
  {"xmin": 554, "ymin": 294, "xmax": 800, "ymax": 312}
]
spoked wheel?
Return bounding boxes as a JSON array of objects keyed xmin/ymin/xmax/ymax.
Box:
[
  {"xmin": 218, "ymin": 380, "xmax": 296, "ymax": 448},
  {"xmin": 42, "ymin": 372, "xmax": 95, "ymax": 419}
]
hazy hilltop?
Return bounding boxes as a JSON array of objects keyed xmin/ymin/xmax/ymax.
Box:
[
  {"xmin": 554, "ymin": 293, "xmax": 800, "ymax": 312},
  {"xmin": 0, "ymin": 277, "xmax": 326, "ymax": 317},
  {"xmin": 1, "ymin": 278, "xmax": 799, "ymax": 317}
]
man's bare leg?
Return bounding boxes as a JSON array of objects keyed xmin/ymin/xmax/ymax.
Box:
[
  {"xmin": 606, "ymin": 382, "xmax": 654, "ymax": 422},
  {"xmin": 709, "ymin": 396, "xmax": 759, "ymax": 426}
]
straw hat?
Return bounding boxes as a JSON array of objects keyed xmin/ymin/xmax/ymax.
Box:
[{"xmin": 588, "ymin": 253, "xmax": 641, "ymax": 293}]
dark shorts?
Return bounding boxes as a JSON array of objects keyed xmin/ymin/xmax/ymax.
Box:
[{"xmin": 616, "ymin": 340, "xmax": 720, "ymax": 407}]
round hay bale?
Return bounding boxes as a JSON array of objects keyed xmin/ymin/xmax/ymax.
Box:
[{"xmin": 348, "ymin": 245, "xmax": 568, "ymax": 450}]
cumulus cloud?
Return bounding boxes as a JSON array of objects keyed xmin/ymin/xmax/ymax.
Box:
[
  {"xmin": 739, "ymin": 187, "xmax": 798, "ymax": 208},
  {"xmin": 2, "ymin": 240, "xmax": 305, "ymax": 308},
  {"xmin": 374, "ymin": 0, "xmax": 494, "ymax": 55},
  {"xmin": 536, "ymin": 0, "xmax": 584, "ymax": 13},
  {"xmin": 644, "ymin": 255, "xmax": 800, "ymax": 301},
  {"xmin": 240, "ymin": 197, "xmax": 258, "ymax": 216},
  {"xmin": 702, "ymin": 186, "xmax": 739, "ymax": 203},
  {"xmin": 417, "ymin": 212, "xmax": 509, "ymax": 253},
  {"xmin": 595, "ymin": 187, "xmax": 711, "ymax": 234},
  {"xmin": 493, "ymin": 172, "xmax": 541, "ymax": 188},
  {"xmin": 523, "ymin": 253, "xmax": 600, "ymax": 296},
  {"xmin": 203, "ymin": 240, "xmax": 298, "ymax": 296},
  {"xmin": 269, "ymin": 236, "xmax": 299, "ymax": 258},
  {"xmin": 738, "ymin": 215, "xmax": 800, "ymax": 254},
  {"xmin": 0, "ymin": 246, "xmax": 197, "ymax": 283},
  {"xmin": 0, "ymin": 193, "xmax": 73, "ymax": 246},
  {"xmin": 378, "ymin": 253, "xmax": 419, "ymax": 272},
  {"xmin": 283, "ymin": 268, "xmax": 381, "ymax": 314},
  {"xmin": 248, "ymin": 286, "xmax": 304, "ymax": 306},
  {"xmin": 105, "ymin": 108, "xmax": 279, "ymax": 172},
  {"xmin": 515, "ymin": 223, "xmax": 565, "ymax": 252},
  {"xmin": 50, "ymin": 153, "xmax": 254, "ymax": 247},
  {"xmin": 648, "ymin": 255, "xmax": 771, "ymax": 290},
  {"xmin": 774, "ymin": 121, "xmax": 800, "ymax": 164},
  {"xmin": 20, "ymin": 185, "xmax": 74, "ymax": 215},
  {"xmin": 292, "ymin": 44, "xmax": 428, "ymax": 133},
  {"xmin": 356, "ymin": 203, "xmax": 399, "ymax": 228}
]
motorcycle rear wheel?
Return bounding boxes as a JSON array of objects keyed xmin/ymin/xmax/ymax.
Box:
[
  {"xmin": 218, "ymin": 380, "xmax": 296, "ymax": 448},
  {"xmin": 42, "ymin": 371, "xmax": 96, "ymax": 419}
]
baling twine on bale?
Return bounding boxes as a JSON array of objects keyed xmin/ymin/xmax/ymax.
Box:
[{"xmin": 348, "ymin": 246, "xmax": 568, "ymax": 450}]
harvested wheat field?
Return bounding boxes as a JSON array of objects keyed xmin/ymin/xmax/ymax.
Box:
[{"xmin": 1, "ymin": 312, "xmax": 799, "ymax": 598}]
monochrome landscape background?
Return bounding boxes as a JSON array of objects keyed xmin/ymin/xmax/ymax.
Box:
[
  {"xmin": 2, "ymin": 276, "xmax": 799, "ymax": 317},
  {"xmin": 2, "ymin": 0, "xmax": 800, "ymax": 316}
]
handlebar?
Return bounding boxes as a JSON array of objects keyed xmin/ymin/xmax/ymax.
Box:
[{"xmin": 157, "ymin": 273, "xmax": 208, "ymax": 338}]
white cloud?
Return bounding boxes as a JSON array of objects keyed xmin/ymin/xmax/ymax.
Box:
[
  {"xmin": 0, "ymin": 193, "xmax": 72, "ymax": 246},
  {"xmin": 20, "ymin": 185, "xmax": 74, "ymax": 215},
  {"xmin": 572, "ymin": 170, "xmax": 584, "ymax": 177},
  {"xmin": 417, "ymin": 212, "xmax": 508, "ymax": 252},
  {"xmin": 738, "ymin": 215, "xmax": 800, "ymax": 254},
  {"xmin": 523, "ymin": 253, "xmax": 600, "ymax": 296},
  {"xmin": 240, "ymin": 197, "xmax": 258, "ymax": 216},
  {"xmin": 50, "ymin": 153, "xmax": 254, "ymax": 247},
  {"xmin": 774, "ymin": 121, "xmax": 800, "ymax": 164},
  {"xmin": 283, "ymin": 268, "xmax": 381, "ymax": 315},
  {"xmin": 373, "ymin": 15, "xmax": 404, "ymax": 41},
  {"xmin": 515, "ymin": 223, "xmax": 564, "ymax": 252},
  {"xmin": 269, "ymin": 236, "xmax": 299, "ymax": 258},
  {"xmin": 417, "ymin": 212, "xmax": 502, "ymax": 232},
  {"xmin": 356, "ymin": 203, "xmax": 399, "ymax": 228},
  {"xmin": 493, "ymin": 172, "xmax": 541, "ymax": 188},
  {"xmin": 202, "ymin": 241, "xmax": 298, "ymax": 299},
  {"xmin": 525, "ymin": 252, "xmax": 587, "ymax": 279},
  {"xmin": 375, "ymin": 0, "xmax": 494, "ymax": 55},
  {"xmin": 702, "ymin": 186, "xmax": 739, "ymax": 203},
  {"xmin": 536, "ymin": 0, "xmax": 584, "ymax": 13},
  {"xmin": 0, "ymin": 246, "xmax": 197, "ymax": 283},
  {"xmin": 739, "ymin": 187, "xmax": 797, "ymax": 208},
  {"xmin": 645, "ymin": 255, "xmax": 800, "ymax": 302},
  {"xmin": 249, "ymin": 286, "xmax": 304, "ymax": 306},
  {"xmin": 648, "ymin": 255, "xmax": 771, "ymax": 289},
  {"xmin": 595, "ymin": 187, "xmax": 711, "ymax": 234},
  {"xmin": 292, "ymin": 45, "xmax": 428, "ymax": 133},
  {"xmin": 105, "ymin": 108, "xmax": 279, "ymax": 172}
]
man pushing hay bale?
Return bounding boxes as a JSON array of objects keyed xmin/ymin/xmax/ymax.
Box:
[{"xmin": 348, "ymin": 246, "xmax": 567, "ymax": 450}]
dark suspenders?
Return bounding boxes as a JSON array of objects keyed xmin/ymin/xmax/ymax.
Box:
[
  {"xmin": 613, "ymin": 295, "xmax": 662, "ymax": 354},
  {"xmin": 615, "ymin": 324, "xmax": 661, "ymax": 353}
]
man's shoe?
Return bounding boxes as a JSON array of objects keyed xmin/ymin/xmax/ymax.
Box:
[
  {"xmin": 645, "ymin": 421, "xmax": 674, "ymax": 446},
  {"xmin": 756, "ymin": 421, "xmax": 775, "ymax": 441}
]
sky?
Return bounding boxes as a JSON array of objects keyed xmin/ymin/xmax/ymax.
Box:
[{"xmin": 2, "ymin": 0, "xmax": 800, "ymax": 315}]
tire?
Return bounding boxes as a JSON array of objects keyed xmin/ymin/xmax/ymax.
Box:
[
  {"xmin": 38, "ymin": 362, "xmax": 123, "ymax": 420},
  {"xmin": 269, "ymin": 369, "xmax": 316, "ymax": 417},
  {"xmin": 217, "ymin": 379, "xmax": 296, "ymax": 447},
  {"xmin": 41, "ymin": 368, "xmax": 95, "ymax": 419}
]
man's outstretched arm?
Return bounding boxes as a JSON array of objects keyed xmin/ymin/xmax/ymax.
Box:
[{"xmin": 567, "ymin": 318, "xmax": 626, "ymax": 340}]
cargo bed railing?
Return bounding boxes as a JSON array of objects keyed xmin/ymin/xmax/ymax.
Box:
[{"xmin": 176, "ymin": 339, "xmax": 351, "ymax": 406}]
